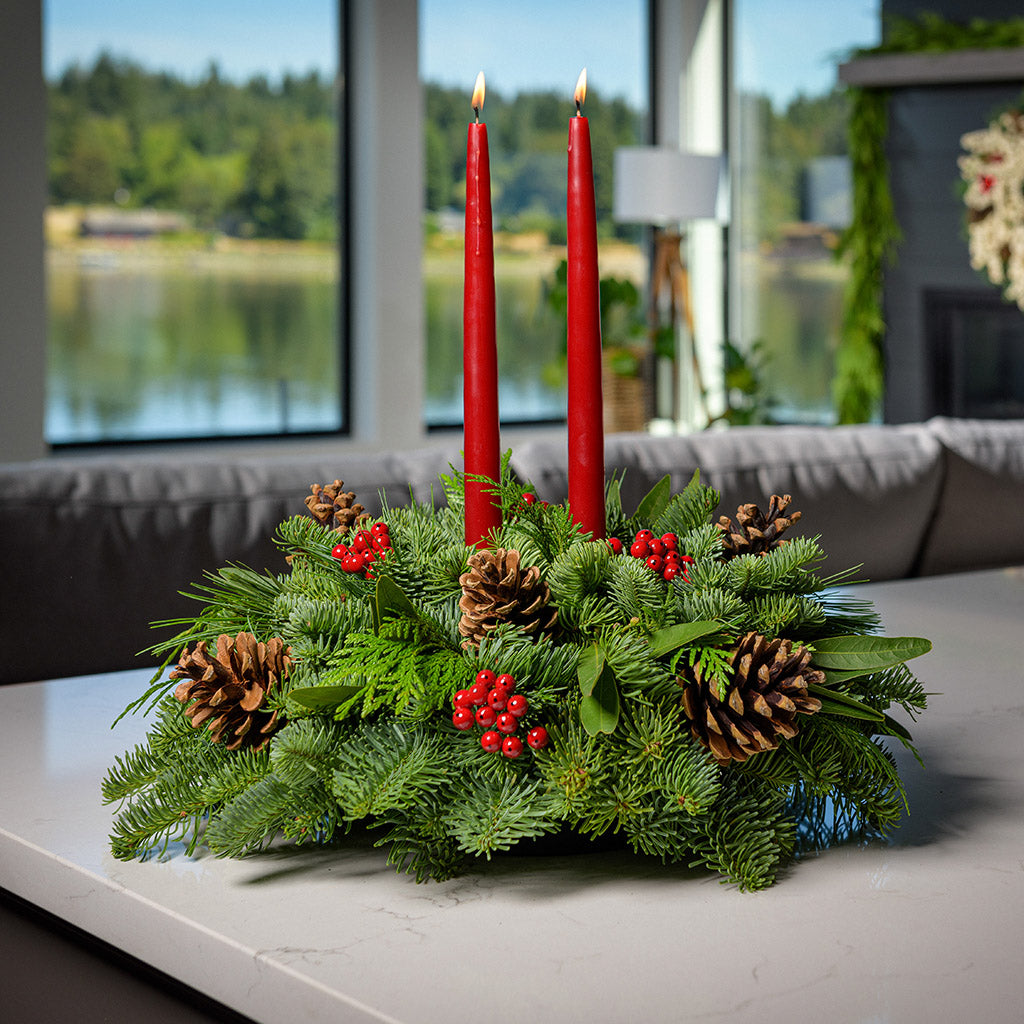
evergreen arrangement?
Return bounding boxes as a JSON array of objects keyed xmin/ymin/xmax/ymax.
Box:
[{"xmin": 104, "ymin": 463, "xmax": 930, "ymax": 891}]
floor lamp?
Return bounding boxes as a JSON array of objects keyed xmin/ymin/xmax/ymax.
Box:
[{"xmin": 613, "ymin": 147, "xmax": 721, "ymax": 427}]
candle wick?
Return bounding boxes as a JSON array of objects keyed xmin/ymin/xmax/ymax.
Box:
[
  {"xmin": 575, "ymin": 101, "xmax": 582, "ymax": 116},
  {"xmin": 473, "ymin": 105, "xmax": 480, "ymax": 124}
]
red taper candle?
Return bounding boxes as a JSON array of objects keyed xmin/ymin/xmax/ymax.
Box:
[
  {"xmin": 463, "ymin": 72, "xmax": 502, "ymax": 548},
  {"xmin": 566, "ymin": 68, "xmax": 606, "ymax": 539}
]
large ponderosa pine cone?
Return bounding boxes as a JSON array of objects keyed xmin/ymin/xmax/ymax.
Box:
[
  {"xmin": 717, "ymin": 493, "xmax": 801, "ymax": 559},
  {"xmin": 458, "ymin": 548, "xmax": 557, "ymax": 645},
  {"xmin": 304, "ymin": 480, "xmax": 368, "ymax": 535},
  {"xmin": 680, "ymin": 632, "xmax": 824, "ymax": 764},
  {"xmin": 172, "ymin": 632, "xmax": 290, "ymax": 751}
]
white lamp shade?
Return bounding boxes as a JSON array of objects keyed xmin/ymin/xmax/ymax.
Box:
[{"xmin": 613, "ymin": 147, "xmax": 722, "ymax": 225}]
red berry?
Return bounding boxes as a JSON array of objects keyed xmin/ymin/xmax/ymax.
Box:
[
  {"xmin": 679, "ymin": 554, "xmax": 694, "ymax": 565},
  {"xmin": 646, "ymin": 554, "xmax": 663, "ymax": 574},
  {"xmin": 634, "ymin": 529, "xmax": 654, "ymax": 544},
  {"xmin": 331, "ymin": 543, "xmax": 348, "ymax": 559},
  {"xmin": 352, "ymin": 530, "xmax": 373, "ymax": 551},
  {"xmin": 371, "ymin": 521, "xmax": 389, "ymax": 537},
  {"xmin": 475, "ymin": 669, "xmax": 497, "ymax": 688},
  {"xmin": 506, "ymin": 694, "xmax": 529, "ymax": 718},
  {"xmin": 661, "ymin": 532, "xmax": 678, "ymax": 551},
  {"xmin": 453, "ymin": 688, "xmax": 473, "ymax": 708},
  {"xmin": 341, "ymin": 554, "xmax": 363, "ymax": 573},
  {"xmin": 630, "ymin": 539, "xmax": 650, "ymax": 559},
  {"xmin": 527, "ymin": 726, "xmax": 549, "ymax": 750},
  {"xmin": 475, "ymin": 705, "xmax": 497, "ymax": 729},
  {"xmin": 502, "ymin": 736, "xmax": 524, "ymax": 759},
  {"xmin": 496, "ymin": 712, "xmax": 518, "ymax": 734},
  {"xmin": 487, "ymin": 688, "xmax": 509, "ymax": 711},
  {"xmin": 663, "ymin": 563, "xmax": 681, "ymax": 582},
  {"xmin": 664, "ymin": 550, "xmax": 681, "ymax": 563},
  {"xmin": 521, "ymin": 492, "xmax": 537, "ymax": 506},
  {"xmin": 495, "ymin": 673, "xmax": 516, "ymax": 691},
  {"xmin": 648, "ymin": 537, "xmax": 664, "ymax": 557},
  {"xmin": 452, "ymin": 708, "xmax": 475, "ymax": 730},
  {"xmin": 607, "ymin": 537, "xmax": 623, "ymax": 555},
  {"xmin": 480, "ymin": 730, "xmax": 502, "ymax": 752},
  {"xmin": 362, "ymin": 549, "xmax": 377, "ymax": 565},
  {"xmin": 467, "ymin": 682, "xmax": 489, "ymax": 706},
  {"xmin": 373, "ymin": 534, "xmax": 392, "ymax": 551}
]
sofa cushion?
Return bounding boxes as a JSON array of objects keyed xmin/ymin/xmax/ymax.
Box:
[
  {"xmin": 916, "ymin": 417, "xmax": 1024, "ymax": 576},
  {"xmin": 0, "ymin": 446, "xmax": 459, "ymax": 684},
  {"xmin": 511, "ymin": 424, "xmax": 944, "ymax": 583}
]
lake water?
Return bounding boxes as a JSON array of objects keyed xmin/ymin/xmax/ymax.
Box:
[{"xmin": 45, "ymin": 250, "xmax": 839, "ymax": 444}]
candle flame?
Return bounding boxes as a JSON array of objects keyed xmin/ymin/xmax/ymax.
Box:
[
  {"xmin": 472, "ymin": 71, "xmax": 485, "ymax": 116},
  {"xmin": 574, "ymin": 68, "xmax": 587, "ymax": 112}
]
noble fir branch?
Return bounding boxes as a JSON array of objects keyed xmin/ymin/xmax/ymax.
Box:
[
  {"xmin": 269, "ymin": 718, "xmax": 348, "ymax": 789},
  {"xmin": 747, "ymin": 592, "xmax": 826, "ymax": 638},
  {"xmin": 275, "ymin": 592, "xmax": 375, "ymax": 670},
  {"xmin": 443, "ymin": 775, "xmax": 560, "ymax": 858},
  {"xmin": 606, "ymin": 554, "xmax": 671, "ymax": 625},
  {"xmin": 546, "ymin": 540, "xmax": 612, "ymax": 606},
  {"xmin": 374, "ymin": 799, "xmax": 471, "ymax": 882},
  {"xmin": 651, "ymin": 473, "xmax": 721, "ymax": 539},
  {"xmin": 104, "ymin": 695, "xmax": 224, "ymax": 801},
  {"xmin": 199, "ymin": 748, "xmax": 274, "ymax": 807},
  {"xmin": 330, "ymin": 721, "xmax": 451, "ymax": 821},
  {"xmin": 203, "ymin": 775, "xmax": 298, "ymax": 858},
  {"xmin": 677, "ymin": 774, "xmax": 795, "ymax": 891}
]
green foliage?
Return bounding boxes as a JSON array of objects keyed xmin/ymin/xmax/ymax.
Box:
[
  {"xmin": 107, "ymin": 466, "xmax": 930, "ymax": 890},
  {"xmin": 48, "ymin": 54, "xmax": 337, "ymax": 238}
]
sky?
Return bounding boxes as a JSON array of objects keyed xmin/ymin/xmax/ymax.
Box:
[{"xmin": 45, "ymin": 0, "xmax": 881, "ymax": 110}]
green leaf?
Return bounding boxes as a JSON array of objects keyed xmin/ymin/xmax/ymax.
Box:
[
  {"xmin": 647, "ymin": 620, "xmax": 721, "ymax": 658},
  {"xmin": 635, "ymin": 474, "xmax": 672, "ymax": 523},
  {"xmin": 579, "ymin": 664, "xmax": 620, "ymax": 735},
  {"xmin": 807, "ymin": 683, "xmax": 885, "ymax": 722},
  {"xmin": 288, "ymin": 684, "xmax": 362, "ymax": 712},
  {"xmin": 577, "ymin": 642, "xmax": 606, "ymax": 697},
  {"xmin": 373, "ymin": 575, "xmax": 421, "ymax": 630},
  {"xmin": 605, "ymin": 476, "xmax": 623, "ymax": 520},
  {"xmin": 810, "ymin": 635, "xmax": 931, "ymax": 673}
]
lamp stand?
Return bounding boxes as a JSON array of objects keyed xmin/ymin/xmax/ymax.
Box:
[{"xmin": 650, "ymin": 229, "xmax": 708, "ymax": 426}]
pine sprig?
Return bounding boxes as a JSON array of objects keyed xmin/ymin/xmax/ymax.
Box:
[{"xmin": 204, "ymin": 775, "xmax": 298, "ymax": 857}]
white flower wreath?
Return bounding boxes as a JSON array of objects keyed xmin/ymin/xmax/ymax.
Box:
[{"xmin": 959, "ymin": 109, "xmax": 1024, "ymax": 310}]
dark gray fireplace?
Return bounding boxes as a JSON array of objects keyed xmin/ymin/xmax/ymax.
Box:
[{"xmin": 925, "ymin": 288, "xmax": 1024, "ymax": 419}]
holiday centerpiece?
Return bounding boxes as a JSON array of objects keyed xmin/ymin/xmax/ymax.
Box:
[
  {"xmin": 104, "ymin": 73, "xmax": 930, "ymax": 891},
  {"xmin": 960, "ymin": 100, "xmax": 1024, "ymax": 310}
]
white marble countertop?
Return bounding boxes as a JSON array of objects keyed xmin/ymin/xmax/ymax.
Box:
[{"xmin": 2, "ymin": 568, "xmax": 1024, "ymax": 1023}]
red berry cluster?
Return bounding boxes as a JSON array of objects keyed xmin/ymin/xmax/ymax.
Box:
[
  {"xmin": 451, "ymin": 669, "xmax": 549, "ymax": 759},
  {"xmin": 331, "ymin": 522, "xmax": 391, "ymax": 579},
  {"xmin": 607, "ymin": 530, "xmax": 694, "ymax": 583}
]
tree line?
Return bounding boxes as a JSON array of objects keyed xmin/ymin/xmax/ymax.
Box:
[{"xmin": 48, "ymin": 53, "xmax": 848, "ymax": 245}]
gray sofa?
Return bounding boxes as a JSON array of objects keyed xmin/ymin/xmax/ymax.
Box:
[{"xmin": 2, "ymin": 417, "xmax": 1022, "ymax": 685}]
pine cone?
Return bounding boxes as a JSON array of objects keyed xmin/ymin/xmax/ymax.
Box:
[
  {"xmin": 458, "ymin": 548, "xmax": 557, "ymax": 645},
  {"xmin": 679, "ymin": 632, "xmax": 823, "ymax": 764},
  {"xmin": 304, "ymin": 480, "xmax": 368, "ymax": 535},
  {"xmin": 717, "ymin": 494, "xmax": 801, "ymax": 559},
  {"xmin": 172, "ymin": 632, "xmax": 290, "ymax": 751}
]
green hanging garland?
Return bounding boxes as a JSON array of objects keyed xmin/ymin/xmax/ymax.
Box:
[{"xmin": 836, "ymin": 13, "xmax": 1024, "ymax": 423}]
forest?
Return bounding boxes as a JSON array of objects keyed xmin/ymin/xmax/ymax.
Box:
[{"xmin": 48, "ymin": 53, "xmax": 849, "ymax": 245}]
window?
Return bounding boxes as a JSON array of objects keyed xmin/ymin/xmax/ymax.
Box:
[
  {"xmin": 419, "ymin": 0, "xmax": 650, "ymax": 426},
  {"xmin": 730, "ymin": 0, "xmax": 880, "ymax": 423},
  {"xmin": 43, "ymin": 0, "xmax": 344, "ymax": 444}
]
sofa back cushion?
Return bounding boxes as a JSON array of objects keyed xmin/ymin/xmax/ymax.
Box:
[
  {"xmin": 510, "ymin": 424, "xmax": 945, "ymax": 583},
  {"xmin": 0, "ymin": 446, "xmax": 459, "ymax": 684},
  {"xmin": 916, "ymin": 417, "xmax": 1024, "ymax": 576}
]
